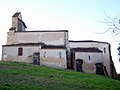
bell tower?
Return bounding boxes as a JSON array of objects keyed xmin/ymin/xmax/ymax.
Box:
[
  {"xmin": 9, "ymin": 12, "xmax": 27, "ymax": 31},
  {"xmin": 7, "ymin": 12, "xmax": 27, "ymax": 45}
]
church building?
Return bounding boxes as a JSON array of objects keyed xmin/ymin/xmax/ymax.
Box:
[{"xmin": 2, "ymin": 12, "xmax": 117, "ymax": 78}]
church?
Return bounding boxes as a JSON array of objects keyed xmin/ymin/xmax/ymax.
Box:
[{"xmin": 2, "ymin": 12, "xmax": 117, "ymax": 78}]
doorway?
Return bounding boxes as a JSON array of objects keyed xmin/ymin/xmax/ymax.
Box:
[
  {"xmin": 76, "ymin": 59, "xmax": 83, "ymax": 72},
  {"xmin": 95, "ymin": 63, "xmax": 104, "ymax": 75},
  {"xmin": 33, "ymin": 52, "xmax": 40, "ymax": 65}
]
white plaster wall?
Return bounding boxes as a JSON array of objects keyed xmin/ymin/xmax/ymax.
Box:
[
  {"xmin": 40, "ymin": 49, "xmax": 67, "ymax": 69},
  {"xmin": 75, "ymin": 52, "xmax": 103, "ymax": 73},
  {"xmin": 2, "ymin": 46, "xmax": 67, "ymax": 69},
  {"xmin": 75, "ymin": 52, "xmax": 103, "ymax": 64},
  {"xmin": 13, "ymin": 32, "xmax": 67, "ymax": 45},
  {"xmin": 2, "ymin": 46, "xmax": 40, "ymax": 63},
  {"xmin": 69, "ymin": 41, "xmax": 111, "ymax": 76}
]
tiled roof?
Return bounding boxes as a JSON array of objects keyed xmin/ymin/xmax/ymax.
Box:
[
  {"xmin": 41, "ymin": 45, "xmax": 66, "ymax": 49},
  {"xmin": 18, "ymin": 18, "xmax": 27, "ymax": 28},
  {"xmin": 69, "ymin": 40, "xmax": 110, "ymax": 44},
  {"xmin": 2, "ymin": 44, "xmax": 66, "ymax": 49},
  {"xmin": 71, "ymin": 47, "xmax": 102, "ymax": 53},
  {"xmin": 2, "ymin": 43, "xmax": 45, "ymax": 47},
  {"xmin": 9, "ymin": 27, "xmax": 16, "ymax": 30},
  {"xmin": 15, "ymin": 30, "xmax": 68, "ymax": 32},
  {"xmin": 12, "ymin": 12, "xmax": 21, "ymax": 17}
]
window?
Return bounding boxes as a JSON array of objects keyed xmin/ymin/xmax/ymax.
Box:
[
  {"xmin": 104, "ymin": 48, "xmax": 106, "ymax": 53},
  {"xmin": 88, "ymin": 55, "xmax": 91, "ymax": 60},
  {"xmin": 43, "ymin": 52, "xmax": 46, "ymax": 58},
  {"xmin": 59, "ymin": 51, "xmax": 62, "ymax": 58},
  {"xmin": 18, "ymin": 47, "xmax": 23, "ymax": 56}
]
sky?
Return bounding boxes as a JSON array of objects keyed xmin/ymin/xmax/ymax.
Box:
[{"xmin": 0, "ymin": 0, "xmax": 120, "ymax": 73}]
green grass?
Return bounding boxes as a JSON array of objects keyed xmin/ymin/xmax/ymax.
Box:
[{"xmin": 0, "ymin": 62, "xmax": 120, "ymax": 90}]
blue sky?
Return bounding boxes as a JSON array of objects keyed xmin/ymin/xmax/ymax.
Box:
[{"xmin": 0, "ymin": 0, "xmax": 120, "ymax": 73}]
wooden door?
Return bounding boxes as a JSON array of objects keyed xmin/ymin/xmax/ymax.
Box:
[
  {"xmin": 33, "ymin": 52, "xmax": 40, "ymax": 65},
  {"xmin": 76, "ymin": 59, "xmax": 83, "ymax": 72},
  {"xmin": 95, "ymin": 63, "xmax": 104, "ymax": 75}
]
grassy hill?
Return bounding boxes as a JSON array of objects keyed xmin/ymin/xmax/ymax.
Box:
[{"xmin": 0, "ymin": 62, "xmax": 120, "ymax": 90}]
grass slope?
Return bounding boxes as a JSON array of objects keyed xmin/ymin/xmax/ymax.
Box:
[{"xmin": 0, "ymin": 62, "xmax": 120, "ymax": 90}]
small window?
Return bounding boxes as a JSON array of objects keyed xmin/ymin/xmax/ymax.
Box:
[
  {"xmin": 59, "ymin": 51, "xmax": 62, "ymax": 58},
  {"xmin": 18, "ymin": 47, "xmax": 23, "ymax": 56},
  {"xmin": 89, "ymin": 55, "xmax": 91, "ymax": 60},
  {"xmin": 104, "ymin": 48, "xmax": 106, "ymax": 53},
  {"xmin": 43, "ymin": 52, "xmax": 46, "ymax": 58}
]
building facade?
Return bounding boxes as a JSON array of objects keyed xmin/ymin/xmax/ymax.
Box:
[
  {"xmin": 2, "ymin": 12, "xmax": 117, "ymax": 78},
  {"xmin": 69, "ymin": 40, "xmax": 112, "ymax": 77}
]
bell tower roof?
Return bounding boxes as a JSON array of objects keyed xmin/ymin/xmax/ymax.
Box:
[
  {"xmin": 12, "ymin": 12, "xmax": 21, "ymax": 17},
  {"xmin": 12, "ymin": 12, "xmax": 22, "ymax": 20}
]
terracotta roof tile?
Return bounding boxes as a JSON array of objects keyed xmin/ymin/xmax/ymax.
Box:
[
  {"xmin": 71, "ymin": 47, "xmax": 102, "ymax": 53},
  {"xmin": 12, "ymin": 12, "xmax": 21, "ymax": 17}
]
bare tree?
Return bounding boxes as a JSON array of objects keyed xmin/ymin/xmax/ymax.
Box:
[
  {"xmin": 99, "ymin": 12, "xmax": 120, "ymax": 41},
  {"xmin": 99, "ymin": 12, "xmax": 120, "ymax": 62}
]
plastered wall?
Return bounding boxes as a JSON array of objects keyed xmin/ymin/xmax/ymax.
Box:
[
  {"xmin": 40, "ymin": 49, "xmax": 67, "ymax": 69},
  {"xmin": 69, "ymin": 41, "xmax": 111, "ymax": 77},
  {"xmin": 7, "ymin": 31, "xmax": 68, "ymax": 46},
  {"xmin": 75, "ymin": 52, "xmax": 103, "ymax": 73},
  {"xmin": 2, "ymin": 46, "xmax": 40, "ymax": 63}
]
